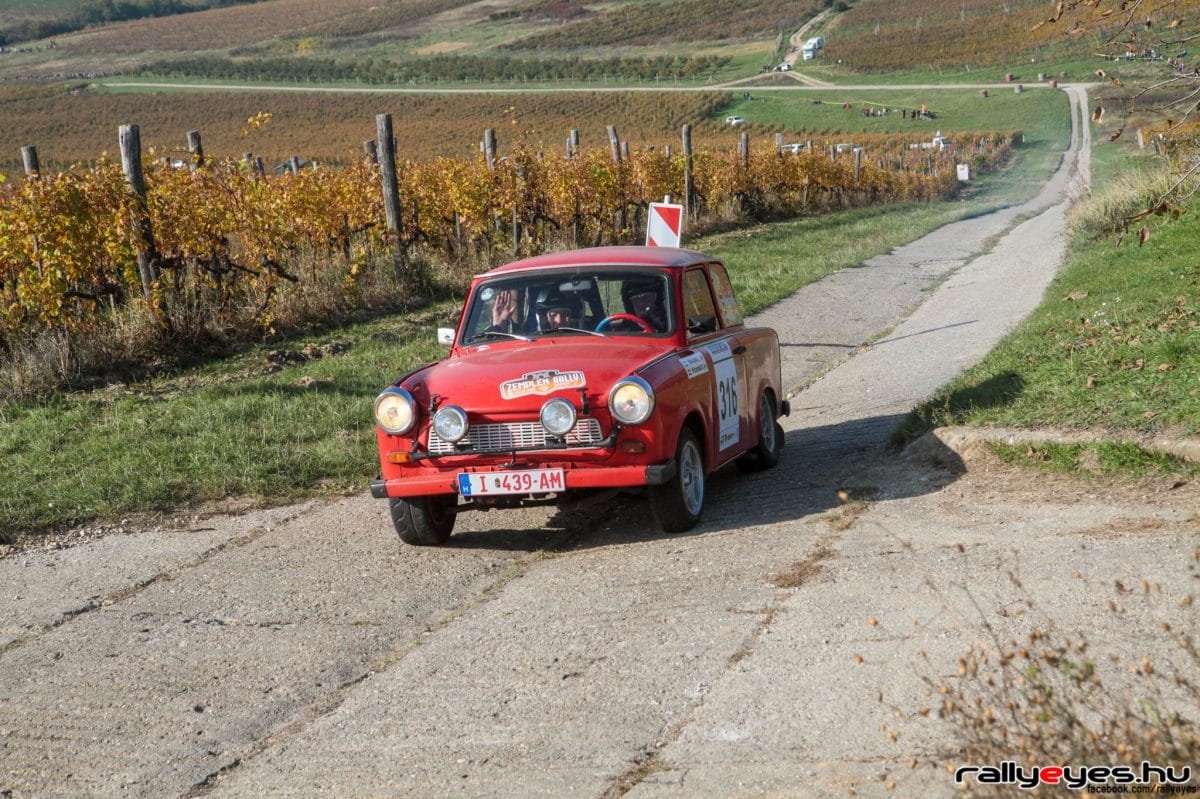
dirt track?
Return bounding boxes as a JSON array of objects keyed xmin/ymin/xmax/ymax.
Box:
[{"xmin": 3, "ymin": 85, "xmax": 1198, "ymax": 798}]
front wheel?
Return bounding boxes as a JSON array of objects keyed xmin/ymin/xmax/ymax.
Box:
[
  {"xmin": 389, "ymin": 496, "xmax": 456, "ymax": 546},
  {"xmin": 649, "ymin": 427, "xmax": 705, "ymax": 533}
]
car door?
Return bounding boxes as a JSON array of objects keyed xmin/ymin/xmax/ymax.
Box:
[{"xmin": 682, "ymin": 267, "xmax": 748, "ymax": 467}]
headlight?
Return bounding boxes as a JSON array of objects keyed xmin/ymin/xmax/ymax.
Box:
[
  {"xmin": 540, "ymin": 398, "xmax": 577, "ymax": 437},
  {"xmin": 608, "ymin": 377, "xmax": 655, "ymax": 425},
  {"xmin": 374, "ymin": 387, "xmax": 417, "ymax": 434},
  {"xmin": 432, "ymin": 405, "xmax": 470, "ymax": 443}
]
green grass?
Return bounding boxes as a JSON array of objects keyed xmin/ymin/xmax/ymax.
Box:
[
  {"xmin": 0, "ymin": 313, "xmax": 449, "ymax": 539},
  {"xmin": 989, "ymin": 441, "xmax": 1200, "ymax": 480},
  {"xmin": 716, "ymin": 87, "xmax": 1069, "ymax": 144},
  {"xmin": 896, "ymin": 155, "xmax": 1200, "ymax": 448},
  {"xmin": 792, "ymin": 54, "xmax": 1102, "ymax": 86},
  {"xmin": 0, "ymin": 97, "xmax": 1069, "ymax": 540}
]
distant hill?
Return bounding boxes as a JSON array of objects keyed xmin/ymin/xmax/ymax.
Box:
[
  {"xmin": 0, "ymin": 0, "xmax": 1118, "ymax": 87},
  {"xmin": 0, "ymin": 0, "xmax": 270, "ymax": 47},
  {"xmin": 825, "ymin": 0, "xmax": 1087, "ymax": 71}
]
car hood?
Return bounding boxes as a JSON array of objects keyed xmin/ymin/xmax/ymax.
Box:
[{"xmin": 405, "ymin": 339, "xmax": 669, "ymax": 413}]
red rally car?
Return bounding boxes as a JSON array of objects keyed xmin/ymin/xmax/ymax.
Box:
[{"xmin": 371, "ymin": 246, "xmax": 789, "ymax": 546}]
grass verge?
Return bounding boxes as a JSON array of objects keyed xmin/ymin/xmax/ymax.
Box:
[{"xmin": 894, "ymin": 146, "xmax": 1200, "ymax": 471}]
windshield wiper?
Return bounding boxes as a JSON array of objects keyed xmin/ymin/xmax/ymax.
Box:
[
  {"xmin": 539, "ymin": 327, "xmax": 604, "ymax": 337},
  {"xmin": 469, "ymin": 330, "xmax": 531, "ymax": 343}
]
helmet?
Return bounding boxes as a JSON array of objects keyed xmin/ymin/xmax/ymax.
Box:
[
  {"xmin": 535, "ymin": 288, "xmax": 580, "ymax": 313},
  {"xmin": 621, "ymin": 279, "xmax": 667, "ymax": 331},
  {"xmin": 534, "ymin": 287, "xmax": 582, "ymax": 328}
]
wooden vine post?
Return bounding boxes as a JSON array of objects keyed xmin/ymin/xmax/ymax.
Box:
[
  {"xmin": 483, "ymin": 128, "xmax": 502, "ymax": 237},
  {"xmin": 483, "ymin": 128, "xmax": 497, "ymax": 170},
  {"xmin": 375, "ymin": 113, "xmax": 405, "ymax": 273},
  {"xmin": 513, "ymin": 162, "xmax": 524, "ymax": 257},
  {"xmin": 21, "ymin": 145, "xmax": 39, "ymax": 178},
  {"xmin": 682, "ymin": 124, "xmax": 695, "ymax": 220},
  {"xmin": 608, "ymin": 125, "xmax": 626, "ymax": 238},
  {"xmin": 21, "ymin": 145, "xmax": 42, "ymax": 279},
  {"xmin": 186, "ymin": 130, "xmax": 204, "ymax": 170},
  {"xmin": 119, "ymin": 124, "xmax": 158, "ymax": 301}
]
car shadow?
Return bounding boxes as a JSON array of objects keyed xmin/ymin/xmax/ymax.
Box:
[{"xmin": 440, "ymin": 413, "xmax": 968, "ymax": 553}]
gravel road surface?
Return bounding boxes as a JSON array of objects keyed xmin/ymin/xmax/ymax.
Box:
[{"xmin": 3, "ymin": 85, "xmax": 1197, "ymax": 798}]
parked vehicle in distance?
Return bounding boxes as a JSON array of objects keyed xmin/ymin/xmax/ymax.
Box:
[
  {"xmin": 725, "ymin": 115, "xmax": 745, "ymax": 125},
  {"xmin": 834, "ymin": 142, "xmax": 862, "ymax": 153},
  {"xmin": 775, "ymin": 63, "xmax": 792, "ymax": 71},
  {"xmin": 781, "ymin": 143, "xmax": 807, "ymax": 154},
  {"xmin": 909, "ymin": 131, "xmax": 951, "ymax": 150},
  {"xmin": 371, "ymin": 246, "xmax": 789, "ymax": 546},
  {"xmin": 802, "ymin": 34, "xmax": 824, "ymax": 60}
]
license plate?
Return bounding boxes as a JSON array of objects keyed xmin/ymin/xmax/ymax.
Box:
[{"xmin": 457, "ymin": 468, "xmax": 565, "ymax": 497}]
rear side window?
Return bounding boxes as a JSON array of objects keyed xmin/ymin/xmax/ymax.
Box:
[
  {"xmin": 682, "ymin": 269, "xmax": 719, "ymax": 338},
  {"xmin": 708, "ymin": 263, "xmax": 743, "ymax": 327}
]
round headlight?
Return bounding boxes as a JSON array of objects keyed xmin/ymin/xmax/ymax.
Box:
[
  {"xmin": 608, "ymin": 377, "xmax": 655, "ymax": 425},
  {"xmin": 433, "ymin": 405, "xmax": 470, "ymax": 444},
  {"xmin": 540, "ymin": 398, "xmax": 577, "ymax": 437},
  {"xmin": 374, "ymin": 387, "xmax": 416, "ymax": 434}
]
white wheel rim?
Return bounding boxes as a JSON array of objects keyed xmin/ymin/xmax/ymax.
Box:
[
  {"xmin": 680, "ymin": 439, "xmax": 704, "ymax": 516},
  {"xmin": 760, "ymin": 396, "xmax": 776, "ymax": 452}
]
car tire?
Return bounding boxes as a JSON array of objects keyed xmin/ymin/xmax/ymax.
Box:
[
  {"xmin": 737, "ymin": 392, "xmax": 783, "ymax": 472},
  {"xmin": 650, "ymin": 427, "xmax": 705, "ymax": 533},
  {"xmin": 389, "ymin": 496, "xmax": 456, "ymax": 546}
]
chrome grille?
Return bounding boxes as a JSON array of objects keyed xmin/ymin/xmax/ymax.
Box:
[{"xmin": 428, "ymin": 418, "xmax": 604, "ymax": 455}]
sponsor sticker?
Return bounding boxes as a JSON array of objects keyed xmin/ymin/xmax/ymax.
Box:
[
  {"xmin": 680, "ymin": 352, "xmax": 708, "ymax": 379},
  {"xmin": 703, "ymin": 340, "xmax": 733, "ymax": 362},
  {"xmin": 500, "ymin": 370, "xmax": 586, "ymax": 400}
]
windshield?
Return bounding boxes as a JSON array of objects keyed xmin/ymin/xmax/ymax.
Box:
[{"xmin": 461, "ymin": 269, "xmax": 675, "ymax": 345}]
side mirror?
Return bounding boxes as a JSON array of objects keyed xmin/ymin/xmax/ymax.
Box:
[
  {"xmin": 687, "ymin": 315, "xmax": 717, "ymax": 335},
  {"xmin": 437, "ymin": 328, "xmax": 455, "ymax": 346}
]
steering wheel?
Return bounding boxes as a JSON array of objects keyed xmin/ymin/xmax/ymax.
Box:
[{"xmin": 595, "ymin": 313, "xmax": 653, "ymax": 333}]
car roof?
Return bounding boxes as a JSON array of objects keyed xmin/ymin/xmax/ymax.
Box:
[{"xmin": 481, "ymin": 246, "xmax": 716, "ymax": 278}]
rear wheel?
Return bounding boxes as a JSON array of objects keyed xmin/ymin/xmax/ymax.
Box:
[
  {"xmin": 738, "ymin": 392, "xmax": 783, "ymax": 472},
  {"xmin": 389, "ymin": 496, "xmax": 456, "ymax": 546},
  {"xmin": 650, "ymin": 427, "xmax": 705, "ymax": 533}
]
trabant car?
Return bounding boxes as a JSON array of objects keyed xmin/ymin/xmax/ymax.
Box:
[{"xmin": 370, "ymin": 246, "xmax": 788, "ymax": 546}]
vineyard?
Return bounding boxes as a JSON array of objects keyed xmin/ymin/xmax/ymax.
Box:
[
  {"xmin": 504, "ymin": 0, "xmax": 822, "ymax": 50},
  {"xmin": 138, "ymin": 53, "xmax": 734, "ymax": 88},
  {"xmin": 820, "ymin": 0, "xmax": 1200, "ymax": 69},
  {"xmin": 52, "ymin": 0, "xmax": 380, "ymax": 54},
  {"xmin": 0, "ymin": 123, "xmax": 1015, "ymax": 395}
]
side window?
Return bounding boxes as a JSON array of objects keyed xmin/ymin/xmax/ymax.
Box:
[
  {"xmin": 708, "ymin": 263, "xmax": 743, "ymax": 327},
  {"xmin": 682, "ymin": 269, "xmax": 719, "ymax": 339}
]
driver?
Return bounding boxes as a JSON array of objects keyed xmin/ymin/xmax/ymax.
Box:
[
  {"xmin": 621, "ymin": 280, "xmax": 668, "ymax": 332},
  {"xmin": 535, "ymin": 289, "xmax": 583, "ymax": 331}
]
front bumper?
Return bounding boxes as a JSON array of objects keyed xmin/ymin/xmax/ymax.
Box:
[{"xmin": 371, "ymin": 460, "xmax": 677, "ymax": 500}]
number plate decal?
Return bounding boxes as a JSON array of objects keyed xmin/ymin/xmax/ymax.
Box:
[
  {"xmin": 458, "ymin": 468, "xmax": 566, "ymax": 496},
  {"xmin": 704, "ymin": 341, "xmax": 739, "ymax": 452}
]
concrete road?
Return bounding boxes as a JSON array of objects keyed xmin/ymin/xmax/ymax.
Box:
[{"xmin": 3, "ymin": 85, "xmax": 1196, "ymax": 798}]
